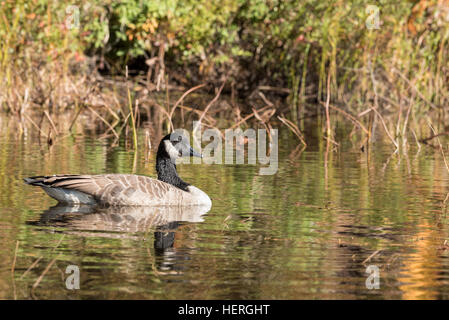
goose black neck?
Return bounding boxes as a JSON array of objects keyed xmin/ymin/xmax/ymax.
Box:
[{"xmin": 156, "ymin": 145, "xmax": 190, "ymax": 192}]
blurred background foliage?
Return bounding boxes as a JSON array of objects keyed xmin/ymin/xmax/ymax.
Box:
[
  {"xmin": 1, "ymin": 0, "xmax": 447, "ymax": 85},
  {"xmin": 0, "ymin": 0, "xmax": 448, "ymax": 143}
]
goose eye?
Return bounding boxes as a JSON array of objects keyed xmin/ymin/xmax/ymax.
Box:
[{"xmin": 170, "ymin": 133, "xmax": 184, "ymax": 144}]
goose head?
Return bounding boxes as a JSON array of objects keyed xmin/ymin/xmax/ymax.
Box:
[
  {"xmin": 156, "ymin": 132, "xmax": 202, "ymax": 191},
  {"xmin": 158, "ymin": 132, "xmax": 202, "ymax": 163}
]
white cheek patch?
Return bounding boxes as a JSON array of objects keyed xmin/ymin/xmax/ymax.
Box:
[{"xmin": 164, "ymin": 140, "xmax": 180, "ymax": 161}]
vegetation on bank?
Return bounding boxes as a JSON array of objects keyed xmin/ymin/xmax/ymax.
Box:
[{"xmin": 0, "ymin": 0, "xmax": 449, "ymax": 150}]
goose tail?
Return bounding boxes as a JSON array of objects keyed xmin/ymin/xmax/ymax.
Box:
[
  {"xmin": 23, "ymin": 175, "xmax": 97, "ymax": 205},
  {"xmin": 24, "ymin": 176, "xmax": 48, "ymax": 186}
]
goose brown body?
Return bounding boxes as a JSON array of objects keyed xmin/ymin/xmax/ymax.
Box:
[{"xmin": 24, "ymin": 174, "xmax": 211, "ymax": 206}]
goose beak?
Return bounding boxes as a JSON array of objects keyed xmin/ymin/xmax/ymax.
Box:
[{"xmin": 190, "ymin": 147, "xmax": 203, "ymax": 158}]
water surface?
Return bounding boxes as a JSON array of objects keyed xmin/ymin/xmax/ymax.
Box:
[{"xmin": 1, "ymin": 117, "xmax": 449, "ymax": 299}]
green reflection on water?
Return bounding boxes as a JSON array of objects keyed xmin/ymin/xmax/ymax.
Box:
[{"xmin": 0, "ymin": 118, "xmax": 449, "ymax": 299}]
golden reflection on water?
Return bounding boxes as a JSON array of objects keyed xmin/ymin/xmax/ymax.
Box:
[
  {"xmin": 1, "ymin": 115, "xmax": 449, "ymax": 299},
  {"xmin": 398, "ymin": 221, "xmax": 441, "ymax": 300}
]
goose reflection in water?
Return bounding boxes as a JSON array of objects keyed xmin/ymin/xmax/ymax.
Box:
[{"xmin": 30, "ymin": 204, "xmax": 211, "ymax": 273}]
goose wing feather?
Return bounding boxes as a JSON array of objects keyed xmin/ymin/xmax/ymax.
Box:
[{"xmin": 25, "ymin": 174, "xmax": 190, "ymax": 206}]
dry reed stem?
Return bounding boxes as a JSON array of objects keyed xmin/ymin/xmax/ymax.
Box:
[
  {"xmin": 257, "ymin": 85, "xmax": 291, "ymax": 94},
  {"xmin": 420, "ymin": 131, "xmax": 449, "ymax": 144},
  {"xmin": 194, "ymin": 79, "xmax": 227, "ymax": 135},
  {"xmin": 177, "ymin": 104, "xmax": 215, "ymax": 123},
  {"xmin": 134, "ymin": 99, "xmax": 140, "ymax": 130},
  {"xmin": 324, "ymin": 139, "xmax": 330, "ymax": 190},
  {"xmin": 252, "ymin": 107, "xmax": 276, "ymax": 143},
  {"xmin": 289, "ymin": 143, "xmax": 307, "ymax": 159},
  {"xmin": 358, "ymin": 107, "xmax": 374, "ymax": 118},
  {"xmin": 362, "ymin": 250, "xmax": 382, "ymax": 265},
  {"xmin": 31, "ymin": 255, "xmax": 59, "ymax": 293},
  {"xmin": 277, "ymin": 115, "xmax": 307, "ymax": 146},
  {"xmin": 102, "ymin": 103, "xmax": 120, "ymax": 122},
  {"xmin": 11, "ymin": 240, "xmax": 19, "ymax": 274},
  {"xmin": 324, "ymin": 71, "xmax": 331, "ymax": 138},
  {"xmin": 369, "ymin": 59, "xmax": 379, "ymax": 110},
  {"xmin": 252, "ymin": 106, "xmax": 275, "ymax": 124},
  {"xmin": 68, "ymin": 104, "xmax": 83, "ymax": 132},
  {"xmin": 230, "ymin": 105, "xmax": 271, "ymax": 129},
  {"xmin": 411, "ymin": 128, "xmax": 421, "ymax": 152},
  {"xmin": 371, "ymin": 108, "xmax": 399, "ymax": 149},
  {"xmin": 11, "ymin": 240, "xmax": 19, "ymax": 300},
  {"xmin": 428, "ymin": 121, "xmax": 449, "ymax": 173},
  {"xmin": 257, "ymin": 91, "xmax": 274, "ymax": 107},
  {"xmin": 132, "ymin": 149, "xmax": 138, "ymax": 174},
  {"xmin": 402, "ymin": 95, "xmax": 414, "ymax": 145},
  {"xmin": 428, "ymin": 121, "xmax": 449, "ymax": 211},
  {"xmin": 444, "ymin": 192, "xmax": 449, "ymax": 206},
  {"xmin": 320, "ymin": 102, "xmax": 369, "ymax": 135},
  {"xmin": 87, "ymin": 106, "xmax": 119, "ymax": 139},
  {"xmin": 20, "ymin": 257, "xmax": 43, "ymax": 280},
  {"xmin": 23, "ymin": 114, "xmax": 49, "ymax": 139},
  {"xmin": 23, "ymin": 235, "xmax": 65, "ymax": 280},
  {"xmin": 323, "ymin": 135, "xmax": 339, "ymax": 146},
  {"xmin": 200, "ymin": 122, "xmax": 225, "ymax": 139},
  {"xmin": 112, "ymin": 112, "xmax": 131, "ymax": 146},
  {"xmin": 43, "ymin": 111, "xmax": 59, "ymax": 135},
  {"xmin": 168, "ymin": 83, "xmax": 206, "ymax": 131},
  {"xmin": 125, "ymin": 66, "xmax": 139, "ymax": 151},
  {"xmin": 153, "ymin": 102, "xmax": 172, "ymax": 120},
  {"xmin": 144, "ymin": 129, "xmax": 151, "ymax": 159},
  {"xmin": 29, "ymin": 235, "xmax": 65, "ymax": 297}
]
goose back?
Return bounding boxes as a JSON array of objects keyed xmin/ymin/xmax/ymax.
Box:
[{"xmin": 24, "ymin": 174, "xmax": 211, "ymax": 206}]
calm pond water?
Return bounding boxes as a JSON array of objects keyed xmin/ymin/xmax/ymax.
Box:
[{"xmin": 1, "ymin": 115, "xmax": 449, "ymax": 299}]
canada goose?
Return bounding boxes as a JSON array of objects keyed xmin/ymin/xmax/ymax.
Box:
[{"xmin": 24, "ymin": 133, "xmax": 212, "ymax": 207}]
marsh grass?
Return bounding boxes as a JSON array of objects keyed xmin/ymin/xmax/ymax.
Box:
[{"xmin": 0, "ymin": 0, "xmax": 448, "ymax": 153}]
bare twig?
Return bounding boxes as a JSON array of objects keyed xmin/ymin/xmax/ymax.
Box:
[
  {"xmin": 87, "ymin": 106, "xmax": 119, "ymax": 139},
  {"xmin": 372, "ymin": 108, "xmax": 399, "ymax": 149},
  {"xmin": 257, "ymin": 85, "xmax": 291, "ymax": 94},
  {"xmin": 23, "ymin": 114, "xmax": 49, "ymax": 139},
  {"xmin": 193, "ymin": 79, "xmax": 227, "ymax": 134},
  {"xmin": 31, "ymin": 255, "xmax": 59, "ymax": 292},
  {"xmin": 320, "ymin": 102, "xmax": 369, "ymax": 135},
  {"xmin": 20, "ymin": 257, "xmax": 43, "ymax": 280},
  {"xmin": 44, "ymin": 111, "xmax": 59, "ymax": 135},
  {"xmin": 168, "ymin": 83, "xmax": 206, "ymax": 131},
  {"xmin": 277, "ymin": 115, "xmax": 307, "ymax": 146},
  {"xmin": 257, "ymin": 91, "xmax": 274, "ymax": 107},
  {"xmin": 363, "ymin": 250, "xmax": 382, "ymax": 265},
  {"xmin": 230, "ymin": 105, "xmax": 271, "ymax": 129},
  {"xmin": 420, "ymin": 131, "xmax": 449, "ymax": 144}
]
